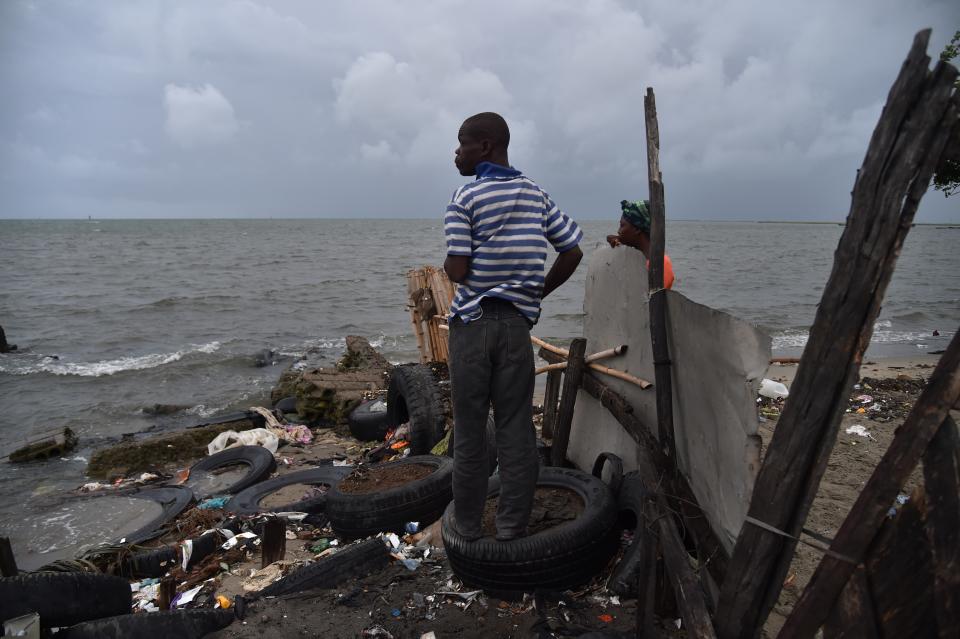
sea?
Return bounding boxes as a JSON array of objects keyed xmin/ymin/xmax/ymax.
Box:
[{"xmin": 0, "ymin": 218, "xmax": 957, "ymax": 568}]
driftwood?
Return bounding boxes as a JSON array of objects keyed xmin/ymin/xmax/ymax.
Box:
[
  {"xmin": 644, "ymin": 87, "xmax": 677, "ymax": 467},
  {"xmin": 780, "ymin": 331, "xmax": 960, "ymax": 638},
  {"xmin": 922, "ymin": 416, "xmax": 960, "ymax": 638},
  {"xmin": 551, "ymin": 338, "xmax": 587, "ymax": 466},
  {"xmin": 542, "ymin": 369, "xmax": 562, "ymax": 439},
  {"xmin": 716, "ymin": 31, "xmax": 959, "ymax": 639}
]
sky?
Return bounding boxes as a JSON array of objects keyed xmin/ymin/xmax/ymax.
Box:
[{"xmin": 1, "ymin": 0, "xmax": 958, "ymax": 222}]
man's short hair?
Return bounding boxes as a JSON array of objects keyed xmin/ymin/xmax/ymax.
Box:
[{"xmin": 460, "ymin": 112, "xmax": 510, "ymax": 149}]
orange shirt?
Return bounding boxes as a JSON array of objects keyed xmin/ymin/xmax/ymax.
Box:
[{"xmin": 646, "ymin": 254, "xmax": 675, "ymax": 289}]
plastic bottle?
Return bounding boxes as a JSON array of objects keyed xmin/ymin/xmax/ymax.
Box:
[{"xmin": 759, "ymin": 378, "xmax": 790, "ymax": 399}]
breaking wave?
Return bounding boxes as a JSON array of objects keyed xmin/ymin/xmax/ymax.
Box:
[{"xmin": 0, "ymin": 342, "xmax": 221, "ymax": 377}]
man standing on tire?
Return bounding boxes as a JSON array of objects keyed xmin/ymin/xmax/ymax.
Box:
[{"xmin": 443, "ymin": 112, "xmax": 583, "ymax": 541}]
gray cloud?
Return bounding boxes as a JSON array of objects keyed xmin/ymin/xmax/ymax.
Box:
[{"xmin": 0, "ymin": 0, "xmax": 957, "ymax": 221}]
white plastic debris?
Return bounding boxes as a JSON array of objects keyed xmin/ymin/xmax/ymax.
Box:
[
  {"xmin": 759, "ymin": 378, "xmax": 789, "ymax": 399},
  {"xmin": 181, "ymin": 539, "xmax": 193, "ymax": 571},
  {"xmin": 845, "ymin": 425, "xmax": 876, "ymax": 441},
  {"xmin": 222, "ymin": 531, "xmax": 258, "ymax": 550},
  {"xmin": 175, "ymin": 585, "xmax": 203, "ymax": 607},
  {"xmin": 385, "ymin": 533, "xmax": 401, "ymax": 549},
  {"xmin": 207, "ymin": 428, "xmax": 279, "ymax": 455}
]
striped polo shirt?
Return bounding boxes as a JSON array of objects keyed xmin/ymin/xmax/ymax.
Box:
[{"xmin": 444, "ymin": 162, "xmax": 582, "ymax": 324}]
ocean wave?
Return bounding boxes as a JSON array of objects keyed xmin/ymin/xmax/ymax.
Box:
[
  {"xmin": 772, "ymin": 327, "xmax": 952, "ymax": 350},
  {"xmin": 0, "ymin": 342, "xmax": 221, "ymax": 377}
]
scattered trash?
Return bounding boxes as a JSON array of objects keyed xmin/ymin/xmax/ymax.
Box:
[
  {"xmin": 391, "ymin": 608, "xmax": 402, "ymax": 617},
  {"xmin": 222, "ymin": 531, "xmax": 258, "ymax": 551},
  {"xmin": 598, "ymin": 613, "xmax": 614, "ymax": 623},
  {"xmin": 361, "ymin": 626, "xmax": 394, "ymax": 638},
  {"xmin": 215, "ymin": 595, "xmax": 232, "ymax": 609},
  {"xmin": 405, "ymin": 522, "xmax": 420, "ymax": 534},
  {"xmin": 398, "ymin": 558, "xmax": 421, "ymax": 571},
  {"xmin": 207, "ymin": 428, "xmax": 279, "ymax": 455},
  {"xmin": 241, "ymin": 561, "xmax": 295, "ymax": 592},
  {"xmin": 172, "ymin": 584, "xmax": 203, "ymax": 608},
  {"xmin": 420, "ymin": 633, "xmax": 437, "ymax": 639},
  {"xmin": 854, "ymin": 394, "xmax": 874, "ymax": 403},
  {"xmin": 385, "ymin": 533, "xmax": 401, "ymax": 549},
  {"xmin": 856, "ymin": 407, "xmax": 866, "ymax": 414},
  {"xmin": 845, "ymin": 425, "xmax": 876, "ymax": 440},
  {"xmin": 759, "ymin": 378, "xmax": 789, "ymax": 399},
  {"xmin": 198, "ymin": 496, "xmax": 230, "ymax": 510}
]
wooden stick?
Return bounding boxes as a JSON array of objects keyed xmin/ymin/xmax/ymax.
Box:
[
  {"xmin": 921, "ymin": 416, "xmax": 960, "ymax": 638},
  {"xmin": 717, "ymin": 31, "xmax": 958, "ymax": 639},
  {"xmin": 535, "ymin": 362, "xmax": 566, "ymax": 374},
  {"xmin": 530, "ymin": 335, "xmax": 568, "ymax": 356},
  {"xmin": 158, "ymin": 576, "xmax": 176, "ymax": 611},
  {"xmin": 261, "ymin": 517, "xmax": 287, "ymax": 568},
  {"xmin": 644, "ymin": 87, "xmax": 678, "ymax": 471},
  {"xmin": 0, "ymin": 537, "xmax": 18, "ymax": 577},
  {"xmin": 585, "ymin": 344, "xmax": 629, "ymax": 363},
  {"xmin": 635, "ymin": 514, "xmax": 658, "ymax": 638},
  {"xmin": 657, "ymin": 511, "xmax": 719, "ymax": 638},
  {"xmin": 588, "ymin": 363, "xmax": 653, "ymax": 389},
  {"xmin": 779, "ymin": 330, "xmax": 960, "ymax": 638},
  {"xmin": 542, "ymin": 368, "xmax": 562, "ymax": 440},
  {"xmin": 551, "ymin": 338, "xmax": 586, "ymax": 466}
]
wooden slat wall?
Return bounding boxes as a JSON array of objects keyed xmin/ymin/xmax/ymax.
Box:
[{"xmin": 406, "ymin": 265, "xmax": 456, "ymax": 364}]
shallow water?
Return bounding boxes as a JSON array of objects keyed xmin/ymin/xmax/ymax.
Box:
[{"xmin": 0, "ymin": 218, "xmax": 957, "ymax": 563}]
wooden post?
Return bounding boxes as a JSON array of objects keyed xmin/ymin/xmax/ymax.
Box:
[
  {"xmin": 551, "ymin": 338, "xmax": 587, "ymax": 466},
  {"xmin": 716, "ymin": 31, "xmax": 959, "ymax": 639},
  {"xmin": 542, "ymin": 368, "xmax": 562, "ymax": 440},
  {"xmin": 635, "ymin": 516, "xmax": 658, "ymax": 639},
  {"xmin": 922, "ymin": 416, "xmax": 960, "ymax": 638},
  {"xmin": 0, "ymin": 537, "xmax": 18, "ymax": 577},
  {"xmin": 261, "ymin": 517, "xmax": 287, "ymax": 568},
  {"xmin": 643, "ymin": 87, "xmax": 677, "ymax": 465},
  {"xmin": 158, "ymin": 576, "xmax": 176, "ymax": 611},
  {"xmin": 657, "ymin": 514, "xmax": 718, "ymax": 638},
  {"xmin": 779, "ymin": 330, "xmax": 960, "ymax": 638},
  {"xmin": 822, "ymin": 566, "xmax": 881, "ymax": 639}
]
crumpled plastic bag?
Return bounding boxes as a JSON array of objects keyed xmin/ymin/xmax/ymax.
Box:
[{"xmin": 207, "ymin": 428, "xmax": 279, "ymax": 455}]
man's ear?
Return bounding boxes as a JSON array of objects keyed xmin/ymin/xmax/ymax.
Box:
[{"xmin": 479, "ymin": 139, "xmax": 493, "ymax": 158}]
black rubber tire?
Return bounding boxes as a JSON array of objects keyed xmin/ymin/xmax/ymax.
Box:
[
  {"xmin": 591, "ymin": 452, "xmax": 624, "ymax": 497},
  {"xmin": 187, "ymin": 445, "xmax": 277, "ymax": 499},
  {"xmin": 325, "ymin": 455, "xmax": 454, "ymax": 539},
  {"xmin": 274, "ymin": 396, "xmax": 297, "ymax": 413},
  {"xmin": 257, "ymin": 538, "xmax": 390, "ymax": 598},
  {"xmin": 120, "ymin": 486, "xmax": 194, "ymax": 545},
  {"xmin": 186, "ymin": 410, "xmax": 264, "ymax": 429},
  {"xmin": 447, "ymin": 412, "xmax": 498, "ymax": 475},
  {"xmin": 120, "ymin": 528, "xmax": 229, "ymax": 579},
  {"xmin": 348, "ymin": 398, "xmax": 391, "ymax": 442},
  {"xmin": 387, "ymin": 364, "xmax": 446, "ymax": 454},
  {"xmin": 226, "ymin": 465, "xmax": 353, "ymax": 516},
  {"xmin": 0, "ymin": 572, "xmax": 133, "ymax": 628},
  {"xmin": 608, "ymin": 471, "xmax": 649, "ymax": 596},
  {"xmin": 441, "ymin": 467, "xmax": 619, "ymax": 597},
  {"xmin": 58, "ymin": 609, "xmax": 235, "ymax": 639}
]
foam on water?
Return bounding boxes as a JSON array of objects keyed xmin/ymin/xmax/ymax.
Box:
[{"xmin": 0, "ymin": 341, "xmax": 221, "ymax": 377}]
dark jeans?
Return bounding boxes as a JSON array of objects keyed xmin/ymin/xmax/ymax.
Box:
[{"xmin": 448, "ymin": 298, "xmax": 538, "ymax": 539}]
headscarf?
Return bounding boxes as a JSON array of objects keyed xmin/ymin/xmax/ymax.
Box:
[{"xmin": 620, "ymin": 199, "xmax": 651, "ymax": 234}]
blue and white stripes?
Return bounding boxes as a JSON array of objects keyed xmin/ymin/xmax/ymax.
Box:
[{"xmin": 444, "ymin": 172, "xmax": 581, "ymax": 324}]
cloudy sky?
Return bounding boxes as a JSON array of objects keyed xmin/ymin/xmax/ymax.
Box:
[{"xmin": 1, "ymin": 0, "xmax": 957, "ymax": 221}]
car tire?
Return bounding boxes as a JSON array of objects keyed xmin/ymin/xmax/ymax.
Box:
[
  {"xmin": 387, "ymin": 364, "xmax": 446, "ymax": 454},
  {"xmin": 0, "ymin": 572, "xmax": 133, "ymax": 628},
  {"xmin": 186, "ymin": 445, "xmax": 277, "ymax": 499},
  {"xmin": 58, "ymin": 609, "xmax": 235, "ymax": 639},
  {"xmin": 226, "ymin": 465, "xmax": 353, "ymax": 516},
  {"xmin": 441, "ymin": 466, "xmax": 619, "ymax": 598},
  {"xmin": 325, "ymin": 455, "xmax": 453, "ymax": 539},
  {"xmin": 256, "ymin": 538, "xmax": 390, "ymax": 598},
  {"xmin": 348, "ymin": 398, "xmax": 391, "ymax": 442}
]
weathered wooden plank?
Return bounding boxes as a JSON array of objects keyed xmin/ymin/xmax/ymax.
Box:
[
  {"xmin": 261, "ymin": 517, "xmax": 287, "ymax": 568},
  {"xmin": 921, "ymin": 416, "xmax": 960, "ymax": 638},
  {"xmin": 717, "ymin": 31, "xmax": 959, "ymax": 639},
  {"xmin": 779, "ymin": 330, "xmax": 960, "ymax": 638},
  {"xmin": 657, "ymin": 510, "xmax": 718, "ymax": 638},
  {"xmin": 542, "ymin": 368, "xmax": 562, "ymax": 440},
  {"xmin": 551, "ymin": 338, "xmax": 587, "ymax": 466},
  {"xmin": 643, "ymin": 88, "xmax": 676, "ymax": 465},
  {"xmin": 635, "ymin": 514, "xmax": 658, "ymax": 638},
  {"xmin": 822, "ymin": 565, "xmax": 880, "ymax": 639},
  {"xmin": 0, "ymin": 537, "xmax": 18, "ymax": 577},
  {"xmin": 864, "ymin": 495, "xmax": 937, "ymax": 639},
  {"xmin": 539, "ymin": 346, "xmax": 730, "ymax": 583}
]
